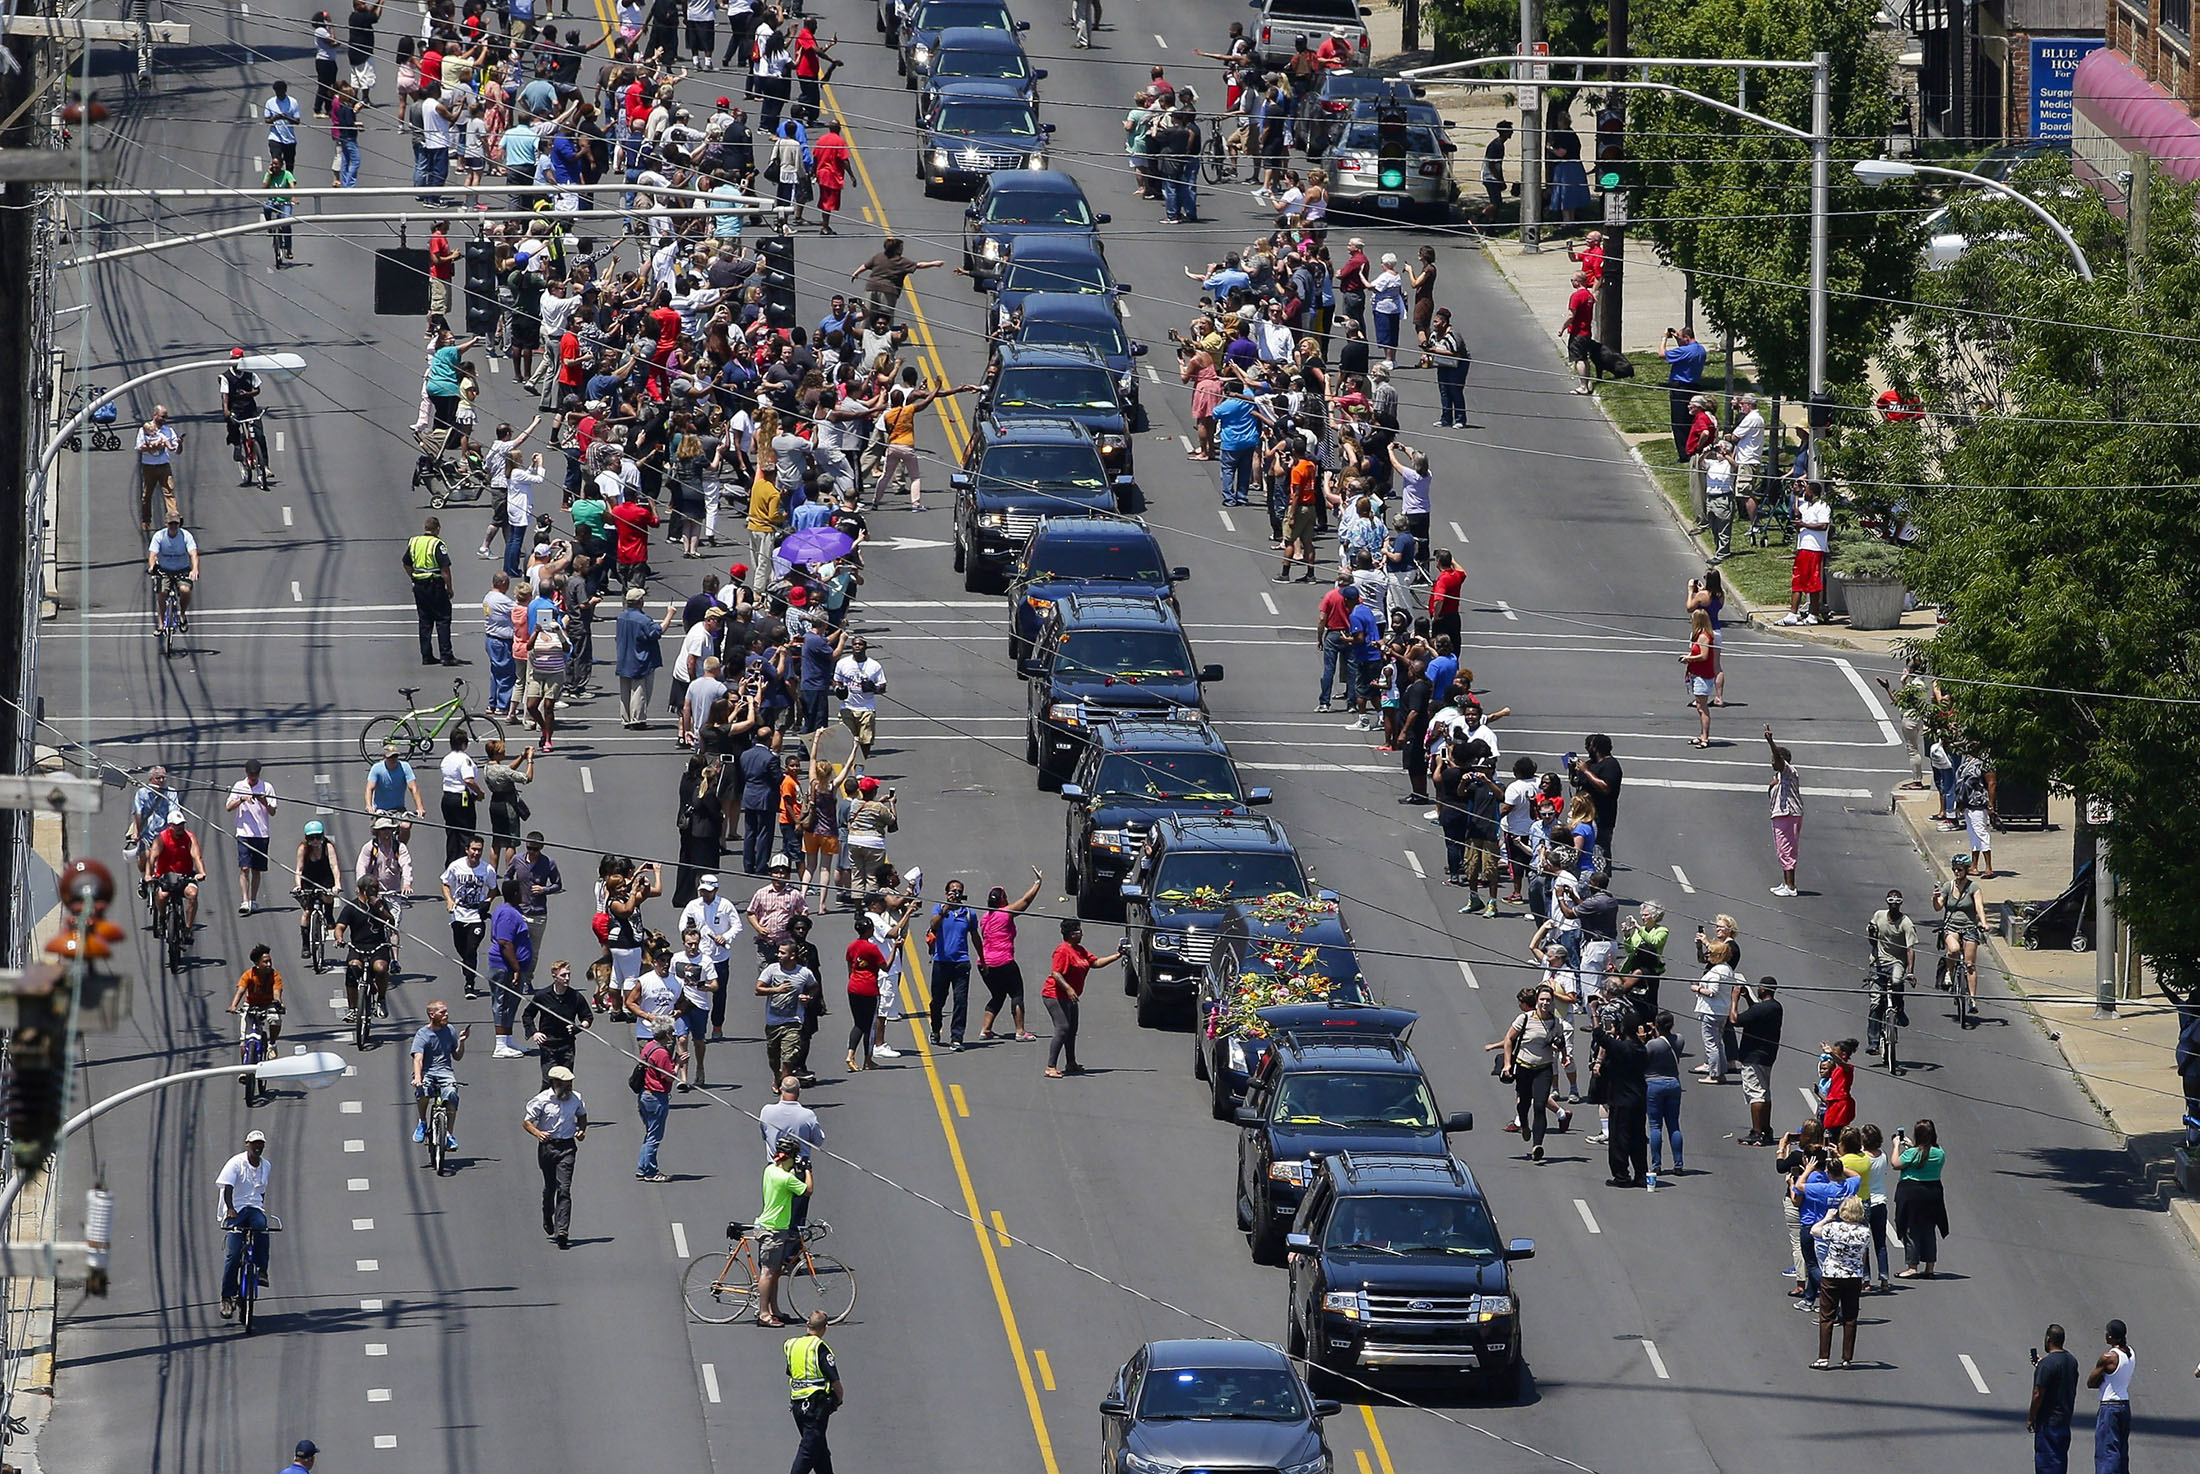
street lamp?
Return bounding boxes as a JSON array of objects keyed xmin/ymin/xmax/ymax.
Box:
[
  {"xmin": 1851, "ymin": 158, "xmax": 2096, "ymax": 281},
  {"xmin": 39, "ymin": 349, "xmax": 311, "ymax": 474}
]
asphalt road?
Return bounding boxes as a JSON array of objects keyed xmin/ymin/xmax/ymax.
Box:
[{"xmin": 30, "ymin": 3, "xmax": 2200, "ymax": 1473}]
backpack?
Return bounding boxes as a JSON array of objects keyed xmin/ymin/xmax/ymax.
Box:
[{"xmin": 1955, "ymin": 756, "xmax": 1988, "ymax": 811}]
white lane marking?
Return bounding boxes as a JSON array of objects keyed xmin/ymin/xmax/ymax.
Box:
[
  {"xmin": 348, "ymin": 1178, "xmax": 369, "ymax": 1191},
  {"xmin": 273, "ymin": 430, "xmax": 285, "ymax": 453},
  {"xmin": 1236, "ymin": 762, "xmax": 1876, "ymax": 796},
  {"xmin": 579, "ymin": 765, "xmax": 595, "ymax": 794},
  {"xmin": 1497, "ymin": 601, "xmax": 1519, "ymax": 621},
  {"xmin": 671, "ymin": 1221, "xmax": 689, "ymax": 1258},
  {"xmin": 344, "ymin": 1139, "xmax": 366, "ymax": 1153},
  {"xmin": 356, "ymin": 1259, "xmax": 379, "ymax": 1271},
  {"xmin": 328, "ymin": 996, "xmax": 346, "ymax": 1009},
  {"xmin": 1573, "ymin": 1199, "xmax": 1601, "ymax": 1235},
  {"xmin": 1449, "ymin": 521, "xmax": 1468, "ymax": 543},
  {"xmin": 1218, "ymin": 509, "xmax": 1236, "ymax": 533},
  {"xmin": 1834, "ymin": 657, "xmax": 1904, "ymax": 745},
  {"xmin": 314, "ymin": 772, "xmax": 332, "ymax": 814},
  {"xmin": 701, "ymin": 1362, "xmax": 722, "ymax": 1404},
  {"xmin": 341, "ymin": 1099, "xmax": 363, "ymax": 1113},
  {"xmin": 1959, "ymin": 1354, "xmax": 1990, "ymax": 1395},
  {"xmin": 282, "ymin": 505, "xmax": 293, "ymax": 526},
  {"xmin": 359, "ymin": 1297, "xmax": 383, "ymax": 1310},
  {"xmin": 1643, "ymin": 1340, "xmax": 1670, "ymax": 1379},
  {"xmin": 1671, "ymin": 865, "xmax": 1694, "ymax": 894},
  {"xmin": 365, "ymin": 1343, "xmax": 388, "ymax": 1355},
  {"xmin": 489, "ymin": 358, "xmax": 503, "ymax": 374},
  {"xmin": 1145, "ymin": 364, "xmax": 1161, "ymax": 383},
  {"xmin": 352, "ymin": 1218, "xmax": 374, "ymax": 1231},
  {"xmin": 1799, "ymin": 1086, "xmax": 1820, "ymax": 1115},
  {"xmin": 344, "ymin": 1065, "xmax": 357, "ymax": 1077},
  {"xmin": 1457, "ymin": 959, "xmax": 1480, "ymax": 990},
  {"xmin": 374, "ymin": 1436, "xmax": 397, "ymax": 1450},
  {"xmin": 1179, "ymin": 435, "xmax": 1196, "ymax": 453},
  {"xmin": 1259, "ymin": 591, "xmax": 1278, "ymax": 616},
  {"xmin": 291, "ymin": 582, "xmax": 302, "ymax": 602},
  {"xmin": 1154, "ymin": 33, "xmax": 1167, "ymax": 47},
  {"xmin": 367, "ymin": 1388, "xmax": 391, "ymax": 1402},
  {"xmin": 1402, "ymin": 849, "xmax": 1425, "ymax": 878}
]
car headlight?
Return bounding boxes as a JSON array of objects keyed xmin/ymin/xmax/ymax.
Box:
[
  {"xmin": 1045, "ymin": 701, "xmax": 1083, "ymax": 723},
  {"xmin": 932, "ymin": 148, "xmax": 951, "ymax": 171},
  {"xmin": 911, "ymin": 44, "xmax": 930, "ymax": 65},
  {"xmin": 1268, "ymin": 1159, "xmax": 1311, "ymax": 1184},
  {"xmin": 1024, "ymin": 594, "xmax": 1054, "ymax": 613},
  {"xmin": 1149, "ymin": 930, "xmax": 1185, "ymax": 956},
  {"xmin": 1282, "ymin": 1456, "xmax": 1331, "ymax": 1474},
  {"xmin": 977, "ymin": 511, "xmax": 1005, "ymax": 529},
  {"xmin": 1120, "ymin": 1455, "xmax": 1177, "ymax": 1474},
  {"xmin": 1026, "ymin": 152, "xmax": 1046, "ymax": 170},
  {"xmin": 982, "ymin": 238, "xmax": 1001, "ymax": 260},
  {"xmin": 1476, "ymin": 1294, "xmax": 1515, "ymax": 1319},
  {"xmin": 1225, "ymin": 1036, "xmax": 1247, "ymax": 1072},
  {"xmin": 1097, "ymin": 433, "xmax": 1127, "ymax": 456},
  {"xmin": 1090, "ymin": 828, "xmax": 1128, "ymax": 850},
  {"xmin": 1321, "ymin": 1289, "xmax": 1365, "ymax": 1318}
]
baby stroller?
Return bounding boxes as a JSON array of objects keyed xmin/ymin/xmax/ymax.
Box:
[
  {"xmin": 2018, "ymin": 858, "xmax": 2096, "ymax": 952},
  {"xmin": 412, "ymin": 425, "xmax": 488, "ymax": 509}
]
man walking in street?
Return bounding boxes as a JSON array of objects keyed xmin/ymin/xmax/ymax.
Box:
[
  {"xmin": 522, "ymin": 959, "xmax": 593, "ymax": 1086},
  {"xmin": 225, "ymin": 758, "xmax": 278, "ymax": 914},
  {"xmin": 635, "ymin": 1021, "xmax": 679, "ymax": 1182},
  {"xmin": 784, "ymin": 1309, "xmax": 844, "ymax": 1472},
  {"xmin": 2028, "ymin": 1323, "xmax": 2078, "ymax": 1474},
  {"xmin": 1314, "ymin": 570, "xmax": 1354, "ymax": 712},
  {"xmin": 926, "ymin": 879, "xmax": 977, "ymax": 1049},
  {"xmin": 404, "ymin": 517, "xmax": 458, "ymax": 665},
  {"xmin": 522, "ymin": 1064, "xmax": 587, "ymax": 1248},
  {"xmin": 135, "ymin": 404, "xmax": 181, "ymax": 532}
]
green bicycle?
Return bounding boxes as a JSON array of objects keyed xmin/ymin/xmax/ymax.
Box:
[{"xmin": 358, "ymin": 679, "xmax": 504, "ymax": 762}]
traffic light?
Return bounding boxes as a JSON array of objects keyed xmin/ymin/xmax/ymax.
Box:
[
  {"xmin": 1595, "ymin": 105, "xmax": 1625, "ymax": 193},
  {"xmin": 463, "ymin": 237, "xmax": 501, "ymax": 335},
  {"xmin": 758, "ymin": 234, "xmax": 797, "ymax": 331},
  {"xmin": 1375, "ymin": 102, "xmax": 1408, "ymax": 192},
  {"xmin": 5, "ymin": 988, "xmax": 66, "ymax": 1171}
]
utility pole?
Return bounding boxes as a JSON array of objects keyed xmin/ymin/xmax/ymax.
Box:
[
  {"xmin": 1596, "ymin": 0, "xmax": 1628, "ymax": 354},
  {"xmin": 2088, "ymin": 797, "xmax": 2118, "ymax": 1017},
  {"xmin": 1807, "ymin": 51, "xmax": 1831, "ymax": 399},
  {"xmin": 2124, "ymin": 150, "xmax": 2150, "ymax": 287},
  {"xmin": 1518, "ymin": 0, "xmax": 1543, "ymax": 252}
]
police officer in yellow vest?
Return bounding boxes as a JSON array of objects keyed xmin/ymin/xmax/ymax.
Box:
[
  {"xmin": 403, "ymin": 515, "xmax": 459, "ymax": 666},
  {"xmin": 785, "ymin": 1309, "xmax": 844, "ymax": 1473}
]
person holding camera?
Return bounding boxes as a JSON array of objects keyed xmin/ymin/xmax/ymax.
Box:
[
  {"xmin": 1498, "ymin": 986, "xmax": 1570, "ymax": 1161},
  {"xmin": 831, "ymin": 635, "xmax": 885, "ymax": 761}
]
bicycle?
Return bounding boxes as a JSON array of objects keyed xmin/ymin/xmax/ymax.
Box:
[
  {"xmin": 150, "ymin": 872, "xmax": 192, "ymax": 972},
  {"xmin": 358, "ymin": 678, "xmax": 504, "ymax": 762},
  {"xmin": 346, "ymin": 950, "xmax": 392, "ymax": 1049},
  {"xmin": 1863, "ymin": 954, "xmax": 1904, "ymax": 1077},
  {"xmin": 1201, "ymin": 118, "xmax": 1240, "ymax": 185},
  {"xmin": 222, "ymin": 1211, "xmax": 282, "ymax": 1333},
  {"xmin": 295, "ymin": 884, "xmax": 334, "ymax": 973},
  {"xmin": 234, "ymin": 414, "xmax": 272, "ymax": 490},
  {"xmin": 420, "ymin": 1079, "xmax": 460, "ymax": 1175},
  {"xmin": 683, "ymin": 1219, "xmax": 856, "ymax": 1325},
  {"xmin": 151, "ymin": 568, "xmax": 186, "ymax": 659},
  {"xmin": 1933, "ymin": 921, "xmax": 1977, "ymax": 1030},
  {"xmin": 238, "ymin": 1005, "xmax": 281, "ymax": 1105}
]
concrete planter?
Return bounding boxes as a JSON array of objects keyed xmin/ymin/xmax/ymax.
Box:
[{"xmin": 1839, "ymin": 574, "xmax": 1907, "ymax": 631}]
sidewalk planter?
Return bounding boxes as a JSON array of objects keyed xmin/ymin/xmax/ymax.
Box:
[{"xmin": 1838, "ymin": 573, "xmax": 1906, "ymax": 629}]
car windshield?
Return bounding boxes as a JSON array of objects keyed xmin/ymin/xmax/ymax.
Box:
[
  {"xmin": 978, "ymin": 444, "xmax": 1107, "ymax": 492},
  {"xmin": 1325, "ymin": 1195, "xmax": 1501, "ymax": 1257},
  {"xmin": 995, "ymin": 366, "xmax": 1119, "ymax": 411},
  {"xmin": 1090, "ymin": 750, "xmax": 1240, "ymax": 801},
  {"xmin": 1024, "ymin": 536, "xmax": 1167, "ymax": 583},
  {"xmin": 1271, "ymin": 1070, "xmax": 1439, "ymax": 1129},
  {"xmin": 1326, "ymin": 74, "xmax": 1403, "ymax": 100},
  {"xmin": 1149, "ymin": 852, "xmax": 1304, "ymax": 905},
  {"xmin": 1054, "ymin": 628, "xmax": 1195, "ymax": 680},
  {"xmin": 986, "ymin": 191, "xmax": 1094, "ymax": 227},
  {"xmin": 913, "ymin": 0, "xmax": 1014, "ymax": 31},
  {"xmin": 935, "ymin": 99, "xmax": 1039, "ymax": 134},
  {"xmin": 1022, "ymin": 318, "xmax": 1129, "ymax": 357},
  {"xmin": 1136, "ymin": 1365, "xmax": 1307, "ymax": 1422},
  {"xmin": 1002, "ymin": 258, "xmax": 1111, "ymax": 295},
  {"xmin": 1340, "ymin": 122, "xmax": 1443, "ymax": 153},
  {"xmin": 939, "ymin": 45, "xmax": 1029, "ymax": 80}
]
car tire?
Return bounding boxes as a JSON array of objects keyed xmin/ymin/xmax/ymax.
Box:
[
  {"xmin": 1075, "ymin": 865, "xmax": 1117, "ymax": 922},
  {"xmin": 1305, "ymin": 1351, "xmax": 1347, "ymax": 1399},
  {"xmin": 1209, "ymin": 1052, "xmax": 1236, "ymax": 1120},
  {"xmin": 1286, "ymin": 1314, "xmax": 1308, "ymax": 1364},
  {"xmin": 1192, "ymin": 1022, "xmax": 1209, "ymax": 1080},
  {"xmin": 1024, "ymin": 720, "xmax": 1039, "ymax": 766},
  {"xmin": 951, "ymin": 532, "xmax": 967, "ymax": 573},
  {"xmin": 1485, "ymin": 1362, "xmax": 1522, "ymax": 1403},
  {"xmin": 962, "ymin": 557, "xmax": 984, "ymax": 593},
  {"xmin": 1235, "ymin": 1183, "xmax": 1253, "ymax": 1232},
  {"xmin": 1248, "ymin": 1209, "xmax": 1285, "ymax": 1267},
  {"xmin": 1121, "ymin": 946, "xmax": 1140, "ymax": 997},
  {"xmin": 1135, "ymin": 976, "xmax": 1165, "ymax": 1028}
]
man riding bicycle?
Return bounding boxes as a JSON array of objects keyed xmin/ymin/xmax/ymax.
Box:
[
  {"xmin": 148, "ymin": 810, "xmax": 206, "ymax": 933},
  {"xmin": 334, "ymin": 875, "xmax": 398, "ymax": 1022},
  {"xmin": 410, "ymin": 998, "xmax": 469, "ymax": 1151},
  {"xmin": 222, "ymin": 347, "xmax": 268, "ymax": 485},
  {"xmin": 128, "ymin": 764, "xmax": 183, "ymax": 890},
  {"xmin": 146, "ymin": 513, "xmax": 200, "ymax": 630},
  {"xmin": 1934, "ymin": 852, "xmax": 1988, "ymax": 1021},
  {"xmin": 365, "ymin": 744, "xmax": 425, "ymax": 846},
  {"xmin": 1865, "ymin": 888, "xmax": 1916, "ymax": 1056},
  {"xmin": 228, "ymin": 942, "xmax": 287, "ymax": 1048},
  {"xmin": 355, "ymin": 814, "xmax": 414, "ymax": 905},
  {"xmin": 292, "ymin": 819, "xmax": 344, "ymax": 962},
  {"xmin": 217, "ymin": 1128, "xmax": 273, "ymax": 1320}
]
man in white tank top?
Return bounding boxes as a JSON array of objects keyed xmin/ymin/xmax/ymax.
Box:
[{"xmin": 2086, "ymin": 1319, "xmax": 2135, "ymax": 1474}]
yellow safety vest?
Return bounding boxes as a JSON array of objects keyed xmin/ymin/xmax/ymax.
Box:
[
  {"xmin": 406, "ymin": 534, "xmax": 447, "ymax": 582},
  {"xmin": 785, "ymin": 1334, "xmax": 830, "ymax": 1399}
]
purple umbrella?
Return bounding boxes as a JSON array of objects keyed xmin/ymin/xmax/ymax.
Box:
[{"xmin": 776, "ymin": 527, "xmax": 855, "ymax": 565}]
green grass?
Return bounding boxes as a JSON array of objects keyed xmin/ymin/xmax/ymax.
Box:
[
  {"xmin": 1642, "ymin": 463, "xmax": 1795, "ymax": 609},
  {"xmin": 1592, "ymin": 355, "xmax": 1768, "ymax": 437}
]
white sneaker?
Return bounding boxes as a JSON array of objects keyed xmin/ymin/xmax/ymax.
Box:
[
  {"xmin": 874, "ymin": 1045, "xmax": 902, "ymax": 1059},
  {"xmin": 493, "ymin": 1044, "xmax": 525, "ymax": 1059},
  {"xmin": 1770, "ymin": 884, "xmax": 1798, "ymax": 897},
  {"xmin": 1775, "ymin": 612, "xmax": 1800, "ymax": 626},
  {"xmin": 1800, "ymin": 614, "xmax": 1820, "ymax": 626}
]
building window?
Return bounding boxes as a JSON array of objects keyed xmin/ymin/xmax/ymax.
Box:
[{"xmin": 2164, "ymin": 0, "xmax": 2192, "ymax": 41}]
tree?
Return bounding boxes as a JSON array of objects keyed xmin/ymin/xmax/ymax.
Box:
[
  {"xmin": 1425, "ymin": 0, "xmax": 1603, "ymax": 64},
  {"xmin": 1625, "ymin": 0, "xmax": 1916, "ymax": 398},
  {"xmin": 1867, "ymin": 162, "xmax": 2200, "ymax": 991}
]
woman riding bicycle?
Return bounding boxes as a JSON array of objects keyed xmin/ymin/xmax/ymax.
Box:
[
  {"xmin": 1932, "ymin": 853, "xmax": 1987, "ymax": 1017},
  {"xmin": 293, "ymin": 820, "xmax": 344, "ymax": 962}
]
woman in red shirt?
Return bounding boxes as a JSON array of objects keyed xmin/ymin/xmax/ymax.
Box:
[
  {"xmin": 1043, "ymin": 919, "xmax": 1125, "ymax": 1078},
  {"xmin": 811, "ymin": 123, "xmax": 850, "ymax": 237},
  {"xmin": 1818, "ymin": 1039, "xmax": 1858, "ymax": 1131},
  {"xmin": 844, "ymin": 914, "xmax": 888, "ymax": 1072}
]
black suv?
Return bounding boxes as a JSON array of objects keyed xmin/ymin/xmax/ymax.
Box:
[
  {"xmin": 1231, "ymin": 1007, "xmax": 1472, "ymax": 1263},
  {"xmin": 1120, "ymin": 813, "xmax": 1310, "ymax": 1028},
  {"xmin": 1195, "ymin": 910, "xmax": 1370, "ymax": 1120},
  {"xmin": 1007, "ymin": 514, "xmax": 1184, "ymax": 661},
  {"xmin": 952, "ymin": 417, "xmax": 1130, "ymax": 592},
  {"xmin": 980, "ymin": 342, "xmax": 1134, "ymax": 478},
  {"xmin": 960, "ymin": 170, "xmax": 1108, "ymax": 287},
  {"xmin": 1286, "ymin": 1152, "xmax": 1536, "ymax": 1400},
  {"xmin": 1019, "ymin": 594, "xmax": 1222, "ymax": 791},
  {"xmin": 1059, "ymin": 716, "xmax": 1269, "ymax": 919}
]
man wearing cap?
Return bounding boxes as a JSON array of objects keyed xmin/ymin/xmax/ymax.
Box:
[
  {"xmin": 670, "ymin": 605, "xmax": 723, "ymax": 723},
  {"xmin": 147, "ymin": 512, "xmax": 201, "ymax": 630},
  {"xmin": 403, "ymin": 515, "xmax": 459, "ymax": 665},
  {"xmin": 681, "ymin": 875, "xmax": 743, "ymax": 1040},
  {"xmin": 217, "ymin": 1129, "xmax": 274, "ymax": 1319},
  {"xmin": 747, "ymin": 860, "xmax": 809, "ymax": 962},
  {"xmin": 279, "ymin": 1438, "xmax": 319, "ymax": 1474},
  {"xmin": 523, "ymin": 1063, "xmax": 588, "ymax": 1247},
  {"xmin": 615, "ymin": 590, "xmax": 672, "ymax": 728},
  {"xmin": 1865, "ymin": 890, "xmax": 1915, "ymax": 1060},
  {"xmin": 148, "ymin": 808, "xmax": 207, "ymax": 934},
  {"xmin": 225, "ymin": 759, "xmax": 280, "ymax": 915}
]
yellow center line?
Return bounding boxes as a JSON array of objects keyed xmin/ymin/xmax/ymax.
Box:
[
  {"xmin": 1354, "ymin": 1451, "xmax": 1375, "ymax": 1474},
  {"xmin": 1034, "ymin": 1348, "xmax": 1057, "ymax": 1391},
  {"xmin": 1358, "ymin": 1404, "xmax": 1399, "ymax": 1474},
  {"xmin": 949, "ymin": 1080, "xmax": 970, "ymax": 1116},
  {"xmin": 823, "ymin": 80, "xmax": 972, "ymax": 458},
  {"xmin": 991, "ymin": 1208, "xmax": 1012, "ymax": 1247},
  {"xmin": 899, "ymin": 937, "xmax": 1061, "ymax": 1474}
]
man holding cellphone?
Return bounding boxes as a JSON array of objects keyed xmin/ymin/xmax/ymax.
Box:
[{"xmin": 411, "ymin": 999, "xmax": 469, "ymax": 1151}]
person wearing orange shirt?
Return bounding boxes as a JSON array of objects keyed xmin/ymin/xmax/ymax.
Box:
[{"xmin": 229, "ymin": 943, "xmax": 288, "ymax": 1047}]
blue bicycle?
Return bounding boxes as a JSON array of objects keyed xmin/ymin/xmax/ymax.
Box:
[{"xmin": 222, "ymin": 1211, "xmax": 282, "ymax": 1333}]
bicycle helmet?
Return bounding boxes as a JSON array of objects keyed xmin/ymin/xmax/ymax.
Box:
[
  {"xmin": 302, "ymin": 820, "xmax": 326, "ymax": 838},
  {"xmin": 773, "ymin": 1134, "xmax": 804, "ymax": 1158},
  {"xmin": 1950, "ymin": 852, "xmax": 1973, "ymax": 871}
]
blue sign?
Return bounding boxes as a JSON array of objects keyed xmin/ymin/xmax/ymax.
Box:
[{"xmin": 2029, "ymin": 37, "xmax": 2104, "ymax": 140}]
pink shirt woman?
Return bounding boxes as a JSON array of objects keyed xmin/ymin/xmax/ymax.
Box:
[{"xmin": 977, "ymin": 869, "xmax": 1043, "ymax": 1041}]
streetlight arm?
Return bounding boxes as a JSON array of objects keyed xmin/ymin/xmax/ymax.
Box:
[
  {"xmin": 1390, "ymin": 73, "xmax": 1814, "ymax": 141},
  {"xmin": 1906, "ymin": 162, "xmax": 2096, "ymax": 281},
  {"xmin": 0, "ymin": 1064, "xmax": 242, "ymax": 1227},
  {"xmin": 40, "ymin": 356, "xmax": 243, "ymax": 477}
]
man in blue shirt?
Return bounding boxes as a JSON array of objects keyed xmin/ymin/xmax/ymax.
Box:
[
  {"xmin": 925, "ymin": 880, "xmax": 978, "ymax": 1049},
  {"xmin": 615, "ymin": 587, "xmax": 668, "ymax": 729},
  {"xmin": 279, "ymin": 1438, "xmax": 320, "ymax": 1474},
  {"xmin": 410, "ymin": 998, "xmax": 468, "ymax": 1149},
  {"xmin": 489, "ymin": 875, "xmax": 537, "ymax": 1057},
  {"xmin": 1344, "ymin": 588, "xmax": 1383, "ymax": 728},
  {"xmin": 1661, "ymin": 326, "xmax": 1708, "ymax": 462},
  {"xmin": 1792, "ymin": 1155, "xmax": 1858, "ymax": 1309},
  {"xmin": 798, "ymin": 619, "xmax": 839, "ymax": 734},
  {"xmin": 1208, "ymin": 381, "xmax": 1270, "ymax": 509},
  {"xmin": 1426, "ymin": 637, "xmax": 1459, "ymax": 710},
  {"xmin": 1189, "ymin": 252, "xmax": 1250, "ymax": 300}
]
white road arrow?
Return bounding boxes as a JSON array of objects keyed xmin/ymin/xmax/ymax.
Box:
[{"xmin": 875, "ymin": 536, "xmax": 953, "ymax": 552}]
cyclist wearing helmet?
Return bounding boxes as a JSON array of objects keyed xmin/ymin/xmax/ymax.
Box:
[
  {"xmin": 221, "ymin": 348, "xmax": 267, "ymax": 485},
  {"xmin": 1933, "ymin": 854, "xmax": 1987, "ymax": 1021},
  {"xmin": 1865, "ymin": 889, "xmax": 1916, "ymax": 1055},
  {"xmin": 292, "ymin": 820, "xmax": 343, "ymax": 960},
  {"xmin": 334, "ymin": 875, "xmax": 398, "ymax": 1022},
  {"xmin": 754, "ymin": 1134, "xmax": 813, "ymax": 1327},
  {"xmin": 148, "ymin": 810, "xmax": 207, "ymax": 932},
  {"xmin": 355, "ymin": 813, "xmax": 414, "ymax": 902}
]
